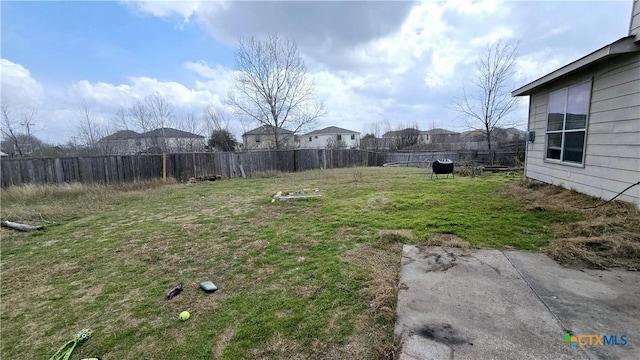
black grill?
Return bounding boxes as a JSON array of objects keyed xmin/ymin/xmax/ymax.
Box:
[{"xmin": 431, "ymin": 159, "xmax": 454, "ymax": 179}]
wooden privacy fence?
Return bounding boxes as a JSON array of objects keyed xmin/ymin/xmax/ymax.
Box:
[
  {"xmin": 0, "ymin": 149, "xmax": 383, "ymax": 188},
  {"xmin": 0, "ymin": 149, "xmax": 521, "ymax": 188},
  {"xmin": 382, "ymin": 150, "xmax": 524, "ymax": 168}
]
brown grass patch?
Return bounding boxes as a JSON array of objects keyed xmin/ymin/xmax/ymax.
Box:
[
  {"xmin": 426, "ymin": 233, "xmax": 471, "ymax": 249},
  {"xmin": 504, "ymin": 180, "xmax": 640, "ymax": 269},
  {"xmin": 213, "ymin": 325, "xmax": 238, "ymax": 358},
  {"xmin": 252, "ymin": 332, "xmax": 305, "ymax": 360},
  {"xmin": 366, "ymin": 195, "xmax": 392, "ymax": 210},
  {"xmin": 341, "ymin": 241, "xmax": 402, "ymax": 322},
  {"xmin": 377, "ymin": 229, "xmax": 416, "ymax": 247}
]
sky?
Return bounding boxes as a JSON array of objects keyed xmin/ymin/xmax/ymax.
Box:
[{"xmin": 0, "ymin": 0, "xmax": 635, "ymax": 145}]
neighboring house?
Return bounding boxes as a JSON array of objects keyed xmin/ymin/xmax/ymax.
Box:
[
  {"xmin": 382, "ymin": 128, "xmax": 422, "ymax": 150},
  {"xmin": 301, "ymin": 126, "xmax": 360, "ymax": 149},
  {"xmin": 382, "ymin": 128, "xmax": 421, "ymax": 139},
  {"xmin": 360, "ymin": 136, "xmax": 394, "ymax": 151},
  {"xmin": 142, "ymin": 128, "xmax": 205, "ymax": 153},
  {"xmin": 382, "ymin": 127, "xmax": 461, "ymax": 150},
  {"xmin": 460, "ymin": 127, "xmax": 526, "ymax": 150},
  {"xmin": 98, "ymin": 130, "xmax": 141, "ymax": 155},
  {"xmin": 512, "ymin": 0, "xmax": 640, "ymax": 208},
  {"xmin": 422, "ymin": 128, "xmax": 460, "ymax": 144},
  {"xmin": 98, "ymin": 128, "xmax": 205, "ymax": 154},
  {"xmin": 242, "ymin": 125, "xmax": 296, "ymax": 150}
]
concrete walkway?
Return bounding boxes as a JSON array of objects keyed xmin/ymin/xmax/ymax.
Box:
[{"xmin": 395, "ymin": 246, "xmax": 639, "ymax": 360}]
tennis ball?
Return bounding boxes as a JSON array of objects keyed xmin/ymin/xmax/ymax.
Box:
[{"xmin": 179, "ymin": 311, "xmax": 190, "ymax": 321}]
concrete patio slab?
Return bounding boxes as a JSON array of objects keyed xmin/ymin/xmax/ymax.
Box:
[
  {"xmin": 395, "ymin": 245, "xmax": 639, "ymax": 359},
  {"xmin": 504, "ymin": 251, "xmax": 640, "ymax": 360}
]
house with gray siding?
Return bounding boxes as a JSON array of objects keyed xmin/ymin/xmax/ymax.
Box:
[
  {"xmin": 422, "ymin": 128, "xmax": 460, "ymax": 144},
  {"xmin": 512, "ymin": 0, "xmax": 640, "ymax": 208},
  {"xmin": 242, "ymin": 125, "xmax": 296, "ymax": 150},
  {"xmin": 98, "ymin": 128, "xmax": 205, "ymax": 154}
]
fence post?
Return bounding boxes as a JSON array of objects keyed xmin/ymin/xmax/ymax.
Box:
[{"xmin": 162, "ymin": 152, "xmax": 167, "ymax": 182}]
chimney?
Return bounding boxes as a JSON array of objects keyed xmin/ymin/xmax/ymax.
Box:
[{"xmin": 630, "ymin": 0, "xmax": 640, "ymax": 41}]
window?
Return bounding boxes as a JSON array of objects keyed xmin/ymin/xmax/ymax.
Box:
[
  {"xmin": 255, "ymin": 135, "xmax": 261, "ymax": 143},
  {"xmin": 337, "ymin": 135, "xmax": 342, "ymax": 140},
  {"xmin": 309, "ymin": 137, "xmax": 312, "ymax": 142},
  {"xmin": 546, "ymin": 81, "xmax": 591, "ymax": 164},
  {"xmin": 314, "ymin": 135, "xmax": 318, "ymax": 139},
  {"xmin": 350, "ymin": 134, "xmax": 355, "ymax": 140}
]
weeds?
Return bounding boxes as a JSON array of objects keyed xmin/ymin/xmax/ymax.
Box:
[{"xmin": 503, "ymin": 180, "xmax": 640, "ymax": 269}]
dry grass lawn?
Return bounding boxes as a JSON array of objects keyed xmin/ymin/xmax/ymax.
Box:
[{"xmin": 1, "ymin": 168, "xmax": 637, "ymax": 359}]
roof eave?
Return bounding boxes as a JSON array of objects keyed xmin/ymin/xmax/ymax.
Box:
[{"xmin": 512, "ymin": 36, "xmax": 640, "ymax": 97}]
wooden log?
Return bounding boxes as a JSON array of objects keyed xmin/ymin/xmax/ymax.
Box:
[{"xmin": 1, "ymin": 221, "xmax": 44, "ymax": 232}]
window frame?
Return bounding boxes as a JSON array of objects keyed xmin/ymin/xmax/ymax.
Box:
[
  {"xmin": 255, "ymin": 135, "xmax": 261, "ymax": 143},
  {"xmin": 544, "ymin": 79, "xmax": 592, "ymax": 167}
]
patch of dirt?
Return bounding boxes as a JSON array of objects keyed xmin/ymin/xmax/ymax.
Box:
[{"xmin": 503, "ymin": 181, "xmax": 640, "ymax": 270}]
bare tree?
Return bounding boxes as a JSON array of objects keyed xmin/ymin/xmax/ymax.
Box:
[
  {"xmin": 1, "ymin": 98, "xmax": 23, "ymax": 156},
  {"xmin": 360, "ymin": 120, "xmax": 383, "ymax": 151},
  {"xmin": 326, "ymin": 136, "xmax": 347, "ymax": 149},
  {"xmin": 113, "ymin": 107, "xmax": 130, "ymax": 130},
  {"xmin": 384, "ymin": 122, "xmax": 421, "ymax": 150},
  {"xmin": 77, "ymin": 103, "xmax": 101, "ymax": 148},
  {"xmin": 452, "ymin": 40, "xmax": 520, "ymax": 165},
  {"xmin": 20, "ymin": 106, "xmax": 38, "ymax": 144},
  {"xmin": 202, "ymin": 104, "xmax": 229, "ymax": 136},
  {"xmin": 1, "ymin": 97, "xmax": 40, "ymax": 156},
  {"xmin": 176, "ymin": 111, "xmax": 205, "ymax": 152},
  {"xmin": 76, "ymin": 103, "xmax": 113, "ymax": 155},
  {"xmin": 226, "ymin": 34, "xmax": 325, "ymax": 149},
  {"xmin": 129, "ymin": 100, "xmax": 151, "ymax": 151},
  {"xmin": 145, "ymin": 92, "xmax": 174, "ymax": 152}
]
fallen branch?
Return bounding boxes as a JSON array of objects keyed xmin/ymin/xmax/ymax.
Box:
[{"xmin": 1, "ymin": 221, "xmax": 44, "ymax": 232}]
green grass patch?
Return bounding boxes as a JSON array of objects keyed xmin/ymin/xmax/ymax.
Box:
[{"xmin": 0, "ymin": 168, "xmax": 581, "ymax": 359}]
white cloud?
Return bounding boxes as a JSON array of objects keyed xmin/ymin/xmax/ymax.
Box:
[
  {"xmin": 184, "ymin": 60, "xmax": 236, "ymax": 96},
  {"xmin": 0, "ymin": 59, "xmax": 45, "ymax": 106},
  {"xmin": 1, "ymin": 59, "xmax": 238, "ymax": 143},
  {"xmin": 469, "ymin": 27, "xmax": 514, "ymax": 47},
  {"xmin": 310, "ymin": 71, "xmax": 385, "ymax": 132},
  {"xmin": 119, "ymin": 0, "xmax": 220, "ymax": 21},
  {"xmin": 69, "ymin": 76, "xmax": 220, "ymax": 108},
  {"xmin": 514, "ymin": 48, "xmax": 581, "ymax": 84}
]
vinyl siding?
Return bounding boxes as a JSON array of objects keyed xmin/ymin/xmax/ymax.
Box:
[
  {"xmin": 525, "ymin": 53, "xmax": 640, "ymax": 208},
  {"xmin": 630, "ymin": 0, "xmax": 640, "ymax": 39}
]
